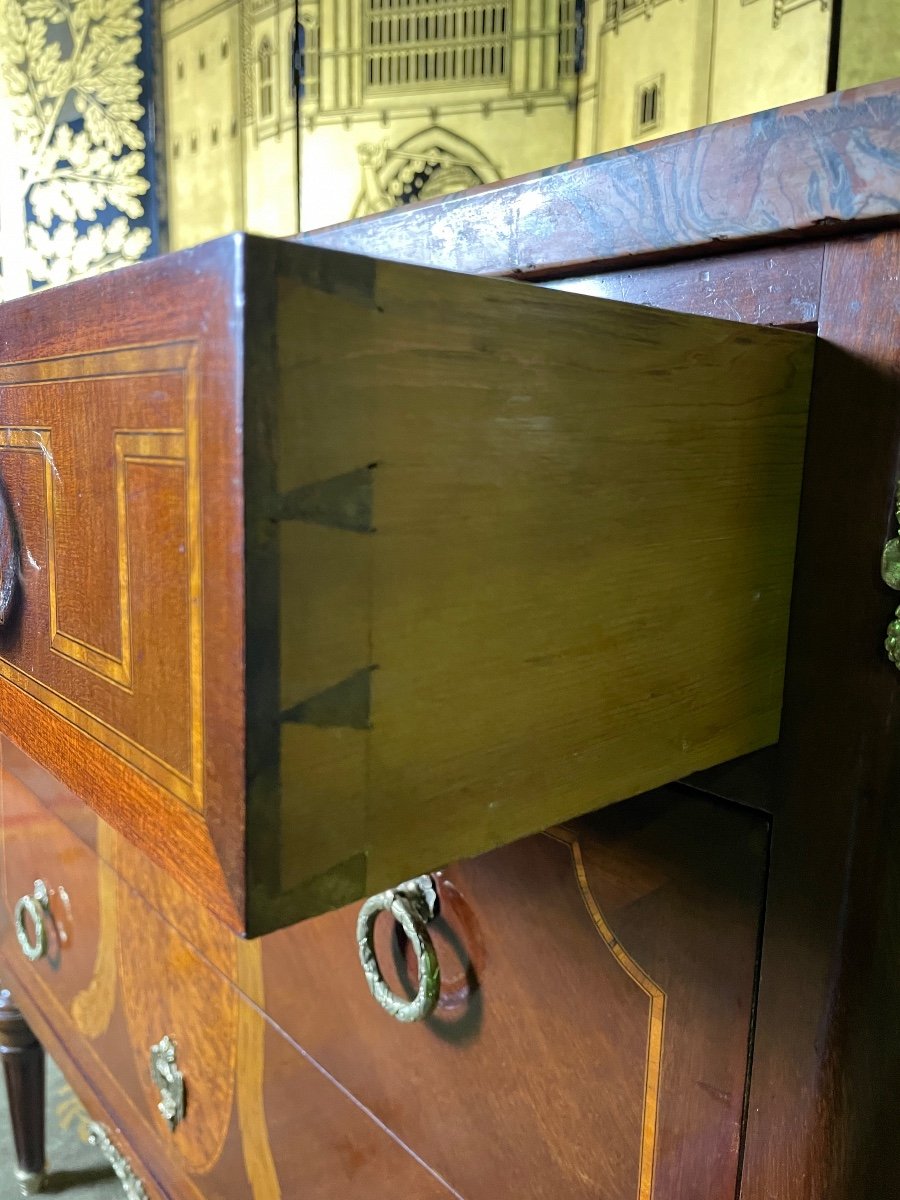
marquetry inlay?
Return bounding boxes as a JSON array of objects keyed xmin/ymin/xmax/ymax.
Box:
[
  {"xmin": 547, "ymin": 826, "xmax": 665, "ymax": 1200},
  {"xmin": 0, "ymin": 343, "xmax": 205, "ymax": 812}
]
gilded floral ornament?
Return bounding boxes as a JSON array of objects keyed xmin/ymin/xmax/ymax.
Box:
[
  {"xmin": 149, "ymin": 1033, "xmax": 186, "ymax": 1131},
  {"xmin": 87, "ymin": 1123, "xmax": 148, "ymax": 1200},
  {"xmin": 0, "ymin": 0, "xmax": 152, "ymax": 298}
]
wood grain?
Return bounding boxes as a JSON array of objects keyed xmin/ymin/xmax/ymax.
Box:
[
  {"xmin": 300, "ymin": 81, "xmax": 900, "ymax": 279},
  {"xmin": 1, "ymin": 747, "xmax": 768, "ymax": 1200},
  {"xmin": 0, "ymin": 761, "xmax": 460, "ymax": 1199},
  {"xmin": 251, "ymin": 785, "xmax": 767, "ymax": 1200},
  {"xmin": 256, "ymin": 242, "xmax": 811, "ymax": 926},
  {"xmin": 0, "ymin": 77, "xmax": 897, "ymax": 1200},
  {"xmin": 740, "ymin": 230, "xmax": 900, "ymax": 1198},
  {"xmin": 545, "ymin": 243, "xmax": 824, "ymax": 329},
  {"xmin": 0, "ymin": 239, "xmax": 247, "ymax": 931},
  {"xmin": 1, "ymin": 740, "xmax": 104, "ymax": 1015}
]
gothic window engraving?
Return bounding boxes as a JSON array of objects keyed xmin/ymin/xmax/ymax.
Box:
[
  {"xmin": 354, "ymin": 125, "xmax": 500, "ymax": 216},
  {"xmin": 294, "ymin": 19, "xmax": 319, "ymax": 100},
  {"xmin": 558, "ymin": 0, "xmax": 586, "ymax": 77},
  {"xmin": 363, "ymin": 0, "xmax": 510, "ymax": 93},
  {"xmin": 635, "ymin": 75, "xmax": 662, "ymax": 134},
  {"xmin": 258, "ymin": 37, "xmax": 273, "ymax": 118}
]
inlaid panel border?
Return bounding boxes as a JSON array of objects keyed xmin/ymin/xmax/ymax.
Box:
[
  {"xmin": 547, "ymin": 826, "xmax": 666, "ymax": 1200},
  {"xmin": 0, "ymin": 342, "xmax": 205, "ymax": 813}
]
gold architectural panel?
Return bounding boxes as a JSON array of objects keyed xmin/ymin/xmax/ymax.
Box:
[
  {"xmin": 162, "ymin": 0, "xmax": 581, "ymax": 243},
  {"xmin": 0, "ymin": 342, "xmax": 204, "ymax": 811},
  {"xmin": 161, "ymin": 0, "xmax": 841, "ymax": 247}
]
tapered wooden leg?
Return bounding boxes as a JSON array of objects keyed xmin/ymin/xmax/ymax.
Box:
[{"xmin": 0, "ymin": 989, "xmax": 46, "ymax": 1196}]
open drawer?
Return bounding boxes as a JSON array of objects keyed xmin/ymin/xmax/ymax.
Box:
[{"xmin": 0, "ymin": 234, "xmax": 812, "ymax": 934}]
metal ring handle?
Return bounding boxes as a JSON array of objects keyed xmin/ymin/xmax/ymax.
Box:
[
  {"xmin": 356, "ymin": 876, "xmax": 440, "ymax": 1023},
  {"xmin": 14, "ymin": 881, "xmax": 50, "ymax": 963}
]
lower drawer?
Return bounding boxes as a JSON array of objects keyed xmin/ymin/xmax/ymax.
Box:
[
  {"xmin": 2, "ymin": 736, "xmax": 769, "ymax": 1199},
  {"xmin": 0, "ymin": 747, "xmax": 455, "ymax": 1200},
  {"xmin": 252, "ymin": 787, "xmax": 769, "ymax": 1200}
]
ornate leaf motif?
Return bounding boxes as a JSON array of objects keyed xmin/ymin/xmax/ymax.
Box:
[
  {"xmin": 2, "ymin": 62, "xmax": 29, "ymax": 92},
  {"xmin": 0, "ymin": 0, "xmax": 151, "ymax": 297},
  {"xmin": 23, "ymin": 0, "xmax": 67, "ymax": 18},
  {"xmin": 2, "ymin": 0, "xmax": 29, "ymax": 48},
  {"xmin": 26, "ymin": 215, "xmax": 149, "ymax": 286},
  {"xmin": 31, "ymin": 39, "xmax": 61, "ymax": 84}
]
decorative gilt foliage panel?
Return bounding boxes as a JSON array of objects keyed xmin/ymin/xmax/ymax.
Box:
[{"xmin": 0, "ymin": 0, "xmax": 159, "ymax": 299}]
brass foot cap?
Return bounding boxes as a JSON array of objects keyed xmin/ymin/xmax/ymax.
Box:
[{"xmin": 15, "ymin": 1166, "xmax": 46, "ymax": 1196}]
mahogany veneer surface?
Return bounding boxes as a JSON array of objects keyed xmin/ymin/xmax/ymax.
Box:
[
  {"xmin": 0, "ymin": 741, "xmax": 767, "ymax": 1200},
  {"xmin": 0, "ymin": 748, "xmax": 457, "ymax": 1200}
]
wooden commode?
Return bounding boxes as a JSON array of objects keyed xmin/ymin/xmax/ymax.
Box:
[
  {"xmin": 0, "ymin": 236, "xmax": 810, "ymax": 935},
  {"xmin": 0, "ymin": 78, "xmax": 899, "ymax": 1199}
]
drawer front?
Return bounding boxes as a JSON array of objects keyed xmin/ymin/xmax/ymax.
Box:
[
  {"xmin": 246, "ymin": 786, "xmax": 767, "ymax": 1200},
  {"xmin": 0, "ymin": 748, "xmax": 456, "ymax": 1200},
  {"xmin": 1, "ymin": 750, "xmax": 102, "ymax": 1023},
  {"xmin": 0, "ymin": 353, "xmax": 196, "ymax": 805},
  {"xmin": 0, "ymin": 241, "xmax": 246, "ymax": 931}
]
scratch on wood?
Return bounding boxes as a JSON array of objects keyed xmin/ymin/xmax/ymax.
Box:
[
  {"xmin": 35, "ymin": 432, "xmax": 62, "ymax": 486},
  {"xmin": 696, "ymin": 1080, "xmax": 731, "ymax": 1106}
]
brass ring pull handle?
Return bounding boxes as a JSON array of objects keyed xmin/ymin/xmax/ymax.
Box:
[
  {"xmin": 14, "ymin": 881, "xmax": 50, "ymax": 963},
  {"xmin": 356, "ymin": 876, "xmax": 440, "ymax": 1023},
  {"xmin": 0, "ymin": 480, "xmax": 20, "ymax": 628},
  {"xmin": 87, "ymin": 1123, "xmax": 148, "ymax": 1200}
]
